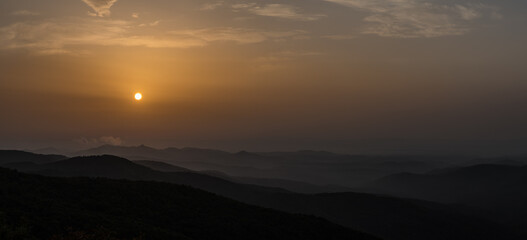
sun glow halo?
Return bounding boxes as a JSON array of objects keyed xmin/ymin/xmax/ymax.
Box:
[{"xmin": 135, "ymin": 92, "xmax": 142, "ymax": 101}]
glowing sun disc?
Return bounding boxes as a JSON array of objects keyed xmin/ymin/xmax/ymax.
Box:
[{"xmin": 135, "ymin": 93, "xmax": 143, "ymax": 100}]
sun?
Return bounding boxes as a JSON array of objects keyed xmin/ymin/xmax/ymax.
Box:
[{"xmin": 134, "ymin": 92, "xmax": 143, "ymax": 101}]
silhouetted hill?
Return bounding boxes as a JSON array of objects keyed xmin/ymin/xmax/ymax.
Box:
[
  {"xmin": 366, "ymin": 164, "xmax": 527, "ymax": 203},
  {"xmin": 0, "ymin": 167, "xmax": 375, "ymax": 240},
  {"xmin": 48, "ymin": 155, "xmax": 153, "ymax": 176},
  {"xmin": 235, "ymin": 177, "xmax": 355, "ymax": 194},
  {"xmin": 134, "ymin": 160, "xmax": 191, "ymax": 172},
  {"xmin": 0, "ymin": 150, "xmax": 66, "ymax": 165},
  {"xmin": 457, "ymin": 157, "xmax": 527, "ymax": 167},
  {"xmin": 74, "ymin": 145, "xmax": 160, "ymax": 159},
  {"xmin": 1, "ymin": 152, "xmax": 516, "ymax": 240},
  {"xmin": 259, "ymin": 150, "xmax": 342, "ymax": 159},
  {"xmin": 254, "ymin": 192, "xmax": 515, "ymax": 240},
  {"xmin": 32, "ymin": 155, "xmax": 291, "ymax": 195},
  {"xmin": 74, "ymin": 145, "xmax": 459, "ymax": 187},
  {"xmin": 2, "ymin": 161, "xmax": 43, "ymax": 172},
  {"xmin": 364, "ymin": 164, "xmax": 527, "ymax": 230},
  {"xmin": 73, "ymin": 145, "xmax": 234, "ymax": 164},
  {"xmin": 134, "ymin": 159, "xmax": 353, "ymax": 193},
  {"xmin": 30, "ymin": 147, "xmax": 63, "ymax": 155}
]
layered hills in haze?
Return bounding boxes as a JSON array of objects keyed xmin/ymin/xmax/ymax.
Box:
[
  {"xmin": 364, "ymin": 163, "xmax": 527, "ymax": 231},
  {"xmin": 68, "ymin": 145, "xmax": 467, "ymax": 187},
  {"xmin": 1, "ymin": 150, "xmax": 521, "ymax": 240},
  {"xmin": 0, "ymin": 167, "xmax": 374, "ymax": 240}
]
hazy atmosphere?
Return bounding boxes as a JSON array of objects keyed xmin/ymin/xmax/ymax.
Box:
[
  {"xmin": 1, "ymin": 0, "xmax": 526, "ymax": 154},
  {"xmin": 2, "ymin": 1, "xmax": 527, "ymax": 240}
]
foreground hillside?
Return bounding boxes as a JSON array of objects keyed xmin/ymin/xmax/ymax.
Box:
[
  {"xmin": 0, "ymin": 167, "xmax": 376, "ymax": 240},
  {"xmin": 1, "ymin": 151, "xmax": 517, "ymax": 240}
]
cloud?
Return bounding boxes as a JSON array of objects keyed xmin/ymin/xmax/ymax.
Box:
[
  {"xmin": 0, "ymin": 19, "xmax": 200, "ymax": 54},
  {"xmin": 455, "ymin": 5, "xmax": 480, "ymax": 20},
  {"xmin": 201, "ymin": 1, "xmax": 224, "ymax": 11},
  {"xmin": 138, "ymin": 20, "xmax": 160, "ymax": 27},
  {"xmin": 77, "ymin": 136, "xmax": 123, "ymax": 146},
  {"xmin": 322, "ymin": 34, "xmax": 355, "ymax": 40},
  {"xmin": 233, "ymin": 3, "xmax": 325, "ymax": 21},
  {"xmin": 99, "ymin": 136, "xmax": 123, "ymax": 145},
  {"xmin": 0, "ymin": 18, "xmax": 308, "ymax": 55},
  {"xmin": 169, "ymin": 28, "xmax": 308, "ymax": 44},
  {"xmin": 232, "ymin": 3, "xmax": 257, "ymax": 10},
  {"xmin": 324, "ymin": 0, "xmax": 499, "ymax": 38},
  {"xmin": 132, "ymin": 13, "xmax": 139, "ymax": 19},
  {"xmin": 12, "ymin": 10, "xmax": 40, "ymax": 16},
  {"xmin": 82, "ymin": 0, "xmax": 118, "ymax": 17}
]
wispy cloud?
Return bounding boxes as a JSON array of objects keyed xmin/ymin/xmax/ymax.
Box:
[
  {"xmin": 0, "ymin": 19, "xmax": 198, "ymax": 54},
  {"xmin": 0, "ymin": 18, "xmax": 308, "ymax": 55},
  {"xmin": 324, "ymin": 0, "xmax": 499, "ymax": 38},
  {"xmin": 138, "ymin": 20, "xmax": 161, "ymax": 27},
  {"xmin": 322, "ymin": 34, "xmax": 355, "ymax": 40},
  {"xmin": 201, "ymin": 1, "xmax": 224, "ymax": 11},
  {"xmin": 82, "ymin": 0, "xmax": 118, "ymax": 17},
  {"xmin": 233, "ymin": 3, "xmax": 325, "ymax": 21},
  {"xmin": 12, "ymin": 10, "xmax": 40, "ymax": 16},
  {"xmin": 77, "ymin": 136, "xmax": 123, "ymax": 147},
  {"xmin": 169, "ymin": 28, "xmax": 308, "ymax": 44}
]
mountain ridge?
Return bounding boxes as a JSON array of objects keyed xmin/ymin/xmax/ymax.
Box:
[
  {"xmin": 0, "ymin": 150, "xmax": 518, "ymax": 240},
  {"xmin": 0, "ymin": 166, "xmax": 376, "ymax": 240}
]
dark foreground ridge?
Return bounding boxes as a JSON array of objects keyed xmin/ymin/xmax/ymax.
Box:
[
  {"xmin": 1, "ymin": 152, "xmax": 520, "ymax": 240},
  {"xmin": 0, "ymin": 167, "xmax": 377, "ymax": 240}
]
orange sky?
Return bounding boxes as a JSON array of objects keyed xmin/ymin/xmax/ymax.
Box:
[{"xmin": 1, "ymin": 0, "xmax": 527, "ymax": 154}]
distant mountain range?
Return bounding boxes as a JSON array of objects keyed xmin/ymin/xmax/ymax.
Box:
[
  {"xmin": 133, "ymin": 159, "xmax": 355, "ymax": 194},
  {"xmin": 0, "ymin": 150, "xmax": 519, "ymax": 240},
  {"xmin": 67, "ymin": 144, "xmax": 473, "ymax": 187}
]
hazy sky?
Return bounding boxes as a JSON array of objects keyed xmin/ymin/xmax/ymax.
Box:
[{"xmin": 1, "ymin": 0, "xmax": 526, "ymax": 154}]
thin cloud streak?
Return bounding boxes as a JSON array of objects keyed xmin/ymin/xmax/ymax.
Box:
[
  {"xmin": 322, "ymin": 34, "xmax": 355, "ymax": 40},
  {"xmin": 12, "ymin": 10, "xmax": 40, "ymax": 16},
  {"xmin": 0, "ymin": 18, "xmax": 309, "ymax": 55},
  {"xmin": 201, "ymin": 1, "xmax": 225, "ymax": 11},
  {"xmin": 232, "ymin": 3, "xmax": 325, "ymax": 21},
  {"xmin": 169, "ymin": 28, "xmax": 308, "ymax": 44},
  {"xmin": 324, "ymin": 0, "xmax": 499, "ymax": 38},
  {"xmin": 82, "ymin": 0, "xmax": 118, "ymax": 17},
  {"xmin": 76, "ymin": 136, "xmax": 123, "ymax": 147}
]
